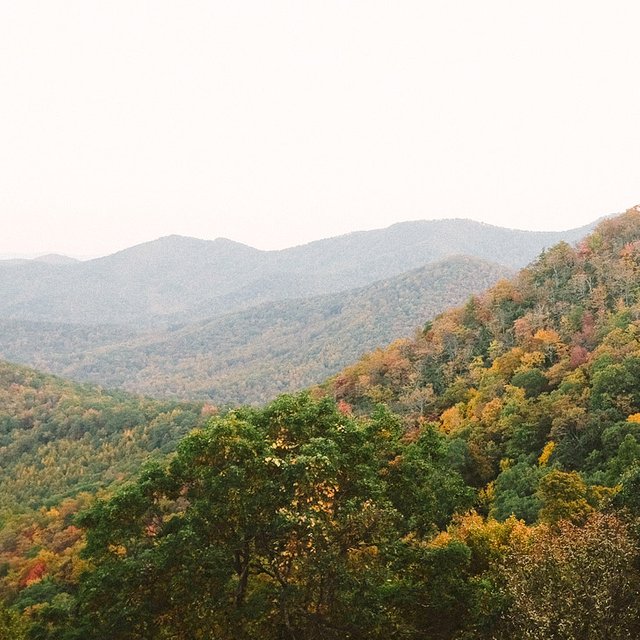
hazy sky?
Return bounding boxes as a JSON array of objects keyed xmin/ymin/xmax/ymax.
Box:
[{"xmin": 1, "ymin": 1, "xmax": 639, "ymax": 257}]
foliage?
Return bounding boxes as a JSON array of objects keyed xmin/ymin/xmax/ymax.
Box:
[
  {"xmin": 0, "ymin": 603, "xmax": 28, "ymax": 640},
  {"xmin": 69, "ymin": 394, "xmax": 473, "ymax": 639},
  {"xmin": 326, "ymin": 207, "xmax": 640, "ymax": 513},
  {"xmin": 0, "ymin": 361, "xmax": 203, "ymax": 511},
  {"xmin": 1, "ymin": 209, "xmax": 640, "ymax": 637},
  {"xmin": 495, "ymin": 513, "xmax": 640, "ymax": 639}
]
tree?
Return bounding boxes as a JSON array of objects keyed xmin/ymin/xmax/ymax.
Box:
[
  {"xmin": 72, "ymin": 394, "xmax": 473, "ymax": 639},
  {"xmin": 537, "ymin": 470, "xmax": 593, "ymax": 526},
  {"xmin": 495, "ymin": 514, "xmax": 640, "ymax": 640},
  {"xmin": 0, "ymin": 604, "xmax": 28, "ymax": 640}
]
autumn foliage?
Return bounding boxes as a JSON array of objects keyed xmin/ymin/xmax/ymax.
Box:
[{"xmin": 4, "ymin": 208, "xmax": 640, "ymax": 637}]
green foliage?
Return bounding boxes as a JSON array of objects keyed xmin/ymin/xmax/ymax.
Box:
[
  {"xmin": 613, "ymin": 464, "xmax": 640, "ymax": 516},
  {"xmin": 0, "ymin": 361, "xmax": 203, "ymax": 511},
  {"xmin": 0, "ymin": 603, "xmax": 28, "ymax": 640},
  {"xmin": 71, "ymin": 393, "xmax": 472, "ymax": 639},
  {"xmin": 510, "ymin": 368, "xmax": 547, "ymax": 397},
  {"xmin": 590, "ymin": 356, "xmax": 640, "ymax": 416},
  {"xmin": 492, "ymin": 460, "xmax": 543, "ymax": 523}
]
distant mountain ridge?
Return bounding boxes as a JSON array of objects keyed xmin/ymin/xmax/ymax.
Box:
[
  {"xmin": 0, "ymin": 253, "xmax": 79, "ymax": 266},
  {"xmin": 0, "ymin": 218, "xmax": 599, "ymax": 326}
]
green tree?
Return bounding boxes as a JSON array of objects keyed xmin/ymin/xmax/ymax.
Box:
[
  {"xmin": 72, "ymin": 394, "xmax": 473, "ymax": 639},
  {"xmin": 0, "ymin": 604, "xmax": 28, "ymax": 640}
]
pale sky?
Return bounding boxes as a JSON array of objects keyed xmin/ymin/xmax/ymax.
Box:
[{"xmin": 1, "ymin": 1, "xmax": 639, "ymax": 258}]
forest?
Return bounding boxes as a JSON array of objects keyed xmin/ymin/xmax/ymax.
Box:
[{"xmin": 2, "ymin": 208, "xmax": 640, "ymax": 638}]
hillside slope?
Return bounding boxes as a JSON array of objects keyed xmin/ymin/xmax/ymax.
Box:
[
  {"xmin": 0, "ymin": 360, "xmax": 203, "ymax": 512},
  {"xmin": 0, "ymin": 256, "xmax": 511, "ymax": 404},
  {"xmin": 323, "ymin": 206, "xmax": 640, "ymax": 516}
]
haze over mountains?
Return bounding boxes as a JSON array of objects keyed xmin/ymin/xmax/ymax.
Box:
[
  {"xmin": 0, "ymin": 217, "xmax": 600, "ymax": 403},
  {"xmin": 0, "ymin": 256, "xmax": 510, "ymax": 404},
  {"xmin": 0, "ymin": 218, "xmax": 597, "ymax": 325}
]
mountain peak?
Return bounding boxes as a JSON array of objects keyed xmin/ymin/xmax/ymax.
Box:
[{"xmin": 33, "ymin": 254, "xmax": 79, "ymax": 265}]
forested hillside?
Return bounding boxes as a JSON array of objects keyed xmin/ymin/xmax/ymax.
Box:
[
  {"xmin": 0, "ymin": 256, "xmax": 510, "ymax": 404},
  {"xmin": 0, "ymin": 361, "xmax": 207, "ymax": 638},
  {"xmin": 3, "ymin": 209, "xmax": 640, "ymax": 639},
  {"xmin": 0, "ymin": 361, "xmax": 203, "ymax": 513},
  {"xmin": 321, "ymin": 207, "xmax": 640, "ymax": 515}
]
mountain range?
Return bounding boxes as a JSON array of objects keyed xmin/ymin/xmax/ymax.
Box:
[
  {"xmin": 0, "ymin": 256, "xmax": 510, "ymax": 404},
  {"xmin": 0, "ymin": 218, "xmax": 597, "ymax": 326},
  {"xmin": 0, "ymin": 217, "xmax": 600, "ymax": 403}
]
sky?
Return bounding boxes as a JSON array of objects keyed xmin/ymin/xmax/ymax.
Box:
[{"xmin": 1, "ymin": 1, "xmax": 639, "ymax": 258}]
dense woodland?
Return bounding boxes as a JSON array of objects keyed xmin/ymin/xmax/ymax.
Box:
[
  {"xmin": 2, "ymin": 209, "xmax": 640, "ymax": 638},
  {"xmin": 0, "ymin": 362, "xmax": 205, "ymax": 514}
]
